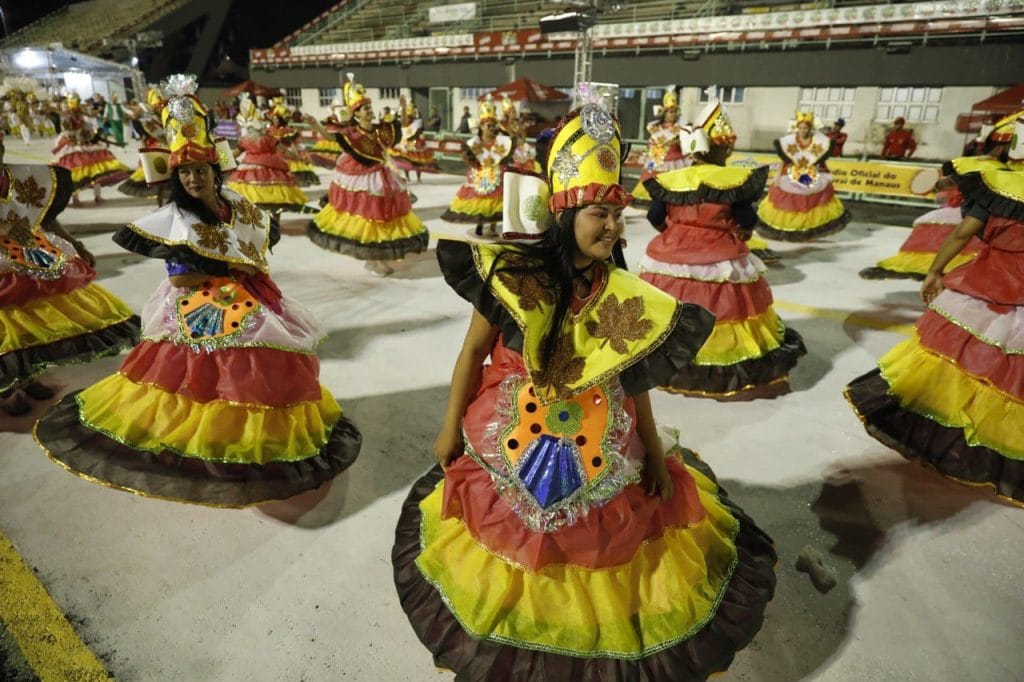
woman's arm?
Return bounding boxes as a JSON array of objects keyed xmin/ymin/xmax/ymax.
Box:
[
  {"xmin": 633, "ymin": 390, "xmax": 674, "ymax": 501},
  {"xmin": 921, "ymin": 214, "xmax": 984, "ymax": 304},
  {"xmin": 44, "ymin": 220, "xmax": 95, "ymax": 266},
  {"xmin": 434, "ymin": 310, "xmax": 499, "ymax": 467}
]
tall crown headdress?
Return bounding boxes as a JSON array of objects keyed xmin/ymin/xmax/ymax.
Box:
[{"xmin": 139, "ymin": 74, "xmax": 235, "ymax": 183}]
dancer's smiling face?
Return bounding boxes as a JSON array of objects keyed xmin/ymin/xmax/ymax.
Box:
[{"xmin": 571, "ymin": 202, "xmax": 624, "ymax": 268}]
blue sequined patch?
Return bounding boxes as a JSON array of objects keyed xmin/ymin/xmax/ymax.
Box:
[
  {"xmin": 183, "ymin": 303, "xmax": 225, "ymax": 338},
  {"xmin": 24, "ymin": 247, "xmax": 56, "ymax": 268},
  {"xmin": 517, "ymin": 435, "xmax": 583, "ymax": 509}
]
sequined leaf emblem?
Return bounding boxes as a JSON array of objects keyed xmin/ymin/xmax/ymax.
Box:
[
  {"xmin": 585, "ymin": 294, "xmax": 653, "ymax": 355},
  {"xmin": 231, "ymin": 198, "xmax": 264, "ymax": 227},
  {"xmin": 13, "ymin": 176, "xmax": 46, "ymax": 208},
  {"xmin": 495, "ymin": 255, "xmax": 555, "ymax": 311},
  {"xmin": 551, "ymin": 146, "xmax": 582, "ymax": 185},
  {"xmin": 237, "ymin": 240, "xmax": 267, "ymax": 268},
  {"xmin": 192, "ymin": 222, "xmax": 230, "ymax": 254},
  {"xmin": 534, "ymin": 333, "xmax": 586, "ymax": 400},
  {"xmin": 1, "ymin": 210, "xmax": 32, "ymax": 243}
]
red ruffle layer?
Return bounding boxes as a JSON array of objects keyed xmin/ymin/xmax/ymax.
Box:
[
  {"xmin": 440, "ymin": 452, "xmax": 707, "ymax": 571},
  {"xmin": 327, "ymin": 178, "xmax": 412, "ymax": 221},
  {"xmin": 229, "ymin": 166, "xmax": 296, "ymax": 186},
  {"xmin": 639, "ymin": 273, "xmax": 773, "ymax": 322},
  {"xmin": 900, "ymin": 224, "xmax": 982, "ymax": 254},
  {"xmin": 916, "ymin": 310, "xmax": 1024, "ymax": 401},
  {"xmin": 0, "ymin": 258, "xmax": 95, "ymax": 306},
  {"xmin": 765, "ymin": 181, "xmax": 836, "ymax": 212},
  {"xmin": 118, "ymin": 340, "xmax": 323, "ymax": 406}
]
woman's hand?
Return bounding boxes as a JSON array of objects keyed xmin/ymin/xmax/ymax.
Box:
[
  {"xmin": 434, "ymin": 426, "xmax": 463, "ymax": 469},
  {"xmin": 921, "ymin": 271, "xmax": 943, "ymax": 305},
  {"xmin": 642, "ymin": 452, "xmax": 674, "ymax": 502}
]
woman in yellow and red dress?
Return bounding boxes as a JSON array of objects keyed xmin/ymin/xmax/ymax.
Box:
[
  {"xmin": 858, "ymin": 117, "xmax": 1018, "ymax": 280},
  {"xmin": 630, "ymin": 89, "xmax": 687, "ymax": 209},
  {"xmin": 389, "ymin": 98, "xmax": 439, "ymax": 184},
  {"xmin": 846, "ymin": 118, "xmax": 1024, "ymax": 506},
  {"xmin": 309, "ymin": 97, "xmax": 347, "ymax": 169},
  {"xmin": 306, "ymin": 74, "xmax": 428, "ymax": 277},
  {"xmin": 51, "ymin": 94, "xmax": 131, "ymax": 205},
  {"xmin": 756, "ymin": 111, "xmax": 850, "ymax": 241},
  {"xmin": 498, "ymin": 95, "xmax": 541, "ymax": 174},
  {"xmin": 394, "ymin": 84, "xmax": 776, "ymax": 679},
  {"xmin": 226, "ymin": 92, "xmax": 309, "ymax": 212},
  {"xmin": 639, "ymin": 99, "xmax": 805, "ymax": 399},
  {"xmin": 441, "ymin": 96, "xmax": 515, "ymax": 238},
  {"xmin": 35, "ymin": 75, "xmax": 360, "ymax": 506},
  {"xmin": 1, "ymin": 132, "xmax": 139, "ymax": 416},
  {"xmin": 268, "ymin": 97, "xmax": 319, "ymax": 187}
]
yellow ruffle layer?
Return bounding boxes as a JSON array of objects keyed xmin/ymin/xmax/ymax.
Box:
[
  {"xmin": 311, "ymin": 140, "xmax": 342, "ymax": 153},
  {"xmin": 746, "ymin": 234, "xmax": 770, "ymax": 251},
  {"xmin": 128, "ymin": 165, "xmax": 146, "ymax": 182},
  {"xmin": 415, "ymin": 463, "xmax": 739, "ymax": 658},
  {"xmin": 313, "ymin": 204, "xmax": 426, "ymax": 242},
  {"xmin": 448, "ymin": 193, "xmax": 502, "ymax": 217},
  {"xmin": 77, "ymin": 372, "xmax": 343, "ymax": 464},
  {"xmin": 70, "ymin": 158, "xmax": 129, "ymax": 185},
  {"xmin": 695, "ymin": 308, "xmax": 784, "ymax": 366},
  {"xmin": 289, "ymin": 160, "xmax": 317, "ymax": 174},
  {"xmin": 225, "ymin": 182, "xmax": 308, "ymax": 207},
  {"xmin": 879, "ymin": 335, "xmax": 1024, "ymax": 459},
  {"xmin": 756, "ymin": 194, "xmax": 847, "ymax": 232},
  {"xmin": 0, "ymin": 284, "xmax": 134, "ymax": 353},
  {"xmin": 874, "ymin": 251, "xmax": 976, "ymax": 275}
]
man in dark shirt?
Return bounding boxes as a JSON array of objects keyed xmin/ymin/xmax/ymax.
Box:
[{"xmin": 456, "ymin": 105, "xmax": 471, "ymax": 134}]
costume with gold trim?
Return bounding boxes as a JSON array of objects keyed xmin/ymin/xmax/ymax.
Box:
[
  {"xmin": 640, "ymin": 161, "xmax": 806, "ymax": 397},
  {"xmin": 442, "ymin": 97, "xmax": 515, "ymax": 225},
  {"xmin": 35, "ymin": 78, "xmax": 361, "ymax": 506},
  {"xmin": 267, "ymin": 98, "xmax": 319, "ymax": 187},
  {"xmin": 631, "ymin": 90, "xmax": 687, "ymax": 207},
  {"xmin": 499, "ymin": 95, "xmax": 542, "ymax": 174},
  {"xmin": 225, "ymin": 92, "xmax": 308, "ymax": 211},
  {"xmin": 1, "ymin": 162, "xmax": 140, "ymax": 391},
  {"xmin": 50, "ymin": 95, "xmax": 131, "ymax": 190},
  {"xmin": 756, "ymin": 112, "xmax": 851, "ymax": 241},
  {"xmin": 308, "ymin": 75, "xmax": 428, "ymax": 260},
  {"xmin": 846, "ymin": 126, "xmax": 1024, "ymax": 505},
  {"xmin": 390, "ymin": 105, "xmax": 439, "ymax": 174},
  {"xmin": 394, "ymin": 85, "xmax": 777, "ymax": 678}
]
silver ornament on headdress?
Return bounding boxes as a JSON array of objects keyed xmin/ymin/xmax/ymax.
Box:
[
  {"xmin": 160, "ymin": 73, "xmax": 200, "ymax": 123},
  {"xmin": 576, "ymin": 82, "xmax": 614, "ymax": 144}
]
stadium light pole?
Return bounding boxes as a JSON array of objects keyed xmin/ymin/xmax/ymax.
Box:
[{"xmin": 540, "ymin": 1, "xmax": 621, "ymax": 92}]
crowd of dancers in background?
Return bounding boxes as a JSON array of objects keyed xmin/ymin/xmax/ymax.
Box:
[{"xmin": 2, "ymin": 69, "xmax": 1021, "ymax": 679}]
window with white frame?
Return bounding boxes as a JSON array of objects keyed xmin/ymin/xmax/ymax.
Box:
[
  {"xmin": 380, "ymin": 87, "xmax": 401, "ymax": 99},
  {"xmin": 876, "ymin": 86, "xmax": 941, "ymax": 123},
  {"xmin": 699, "ymin": 86, "xmax": 745, "ymax": 104},
  {"xmin": 318, "ymin": 87, "xmax": 339, "ymax": 107},
  {"xmin": 461, "ymin": 87, "xmax": 490, "ymax": 99},
  {"xmin": 798, "ymin": 86, "xmax": 854, "ymax": 122},
  {"xmin": 284, "ymin": 88, "xmax": 302, "ymax": 108}
]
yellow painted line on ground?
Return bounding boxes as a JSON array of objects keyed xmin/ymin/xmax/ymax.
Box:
[
  {"xmin": 774, "ymin": 299, "xmax": 916, "ymax": 336},
  {"xmin": 0, "ymin": 531, "xmax": 110, "ymax": 680}
]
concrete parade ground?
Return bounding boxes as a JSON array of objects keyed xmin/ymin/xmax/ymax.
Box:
[{"xmin": 1, "ymin": 137, "xmax": 1021, "ymax": 681}]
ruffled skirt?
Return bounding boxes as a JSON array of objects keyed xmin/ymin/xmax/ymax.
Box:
[
  {"xmin": 756, "ymin": 173, "xmax": 850, "ymax": 241},
  {"xmin": 227, "ymin": 161, "xmax": 309, "ymax": 212},
  {"xmin": 55, "ymin": 145, "xmax": 131, "ymax": 189},
  {"xmin": 35, "ymin": 277, "xmax": 361, "ymax": 506},
  {"xmin": 639, "ymin": 238, "xmax": 805, "ymax": 397},
  {"xmin": 393, "ymin": 449, "xmax": 776, "ymax": 680},
  {"xmin": 860, "ymin": 205, "xmax": 980, "ymax": 280},
  {"xmin": 442, "ymin": 176, "xmax": 504, "ymax": 224},
  {"xmin": 308, "ymin": 156, "xmax": 428, "ymax": 260},
  {"xmin": 846, "ymin": 287, "xmax": 1024, "ymax": 505},
  {"xmin": 1, "ymin": 237, "xmax": 139, "ymax": 391}
]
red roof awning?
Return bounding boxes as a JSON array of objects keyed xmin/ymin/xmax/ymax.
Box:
[
  {"xmin": 971, "ymin": 85, "xmax": 1024, "ymax": 113},
  {"xmin": 478, "ymin": 77, "xmax": 569, "ymax": 104},
  {"xmin": 222, "ymin": 80, "xmax": 282, "ymax": 98}
]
